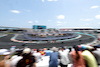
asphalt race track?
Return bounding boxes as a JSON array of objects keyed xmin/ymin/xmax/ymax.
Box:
[{"xmin": 0, "ymin": 34, "xmax": 95, "ymax": 49}]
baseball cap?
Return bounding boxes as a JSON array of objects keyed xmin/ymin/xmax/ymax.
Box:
[{"xmin": 23, "ymin": 48, "xmax": 31, "ymax": 54}]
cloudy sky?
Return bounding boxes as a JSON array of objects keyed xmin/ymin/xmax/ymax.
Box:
[{"xmin": 0, "ymin": 0, "xmax": 100, "ymax": 28}]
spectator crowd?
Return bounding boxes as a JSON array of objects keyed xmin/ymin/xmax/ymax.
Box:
[{"xmin": 0, "ymin": 44, "xmax": 100, "ymax": 67}]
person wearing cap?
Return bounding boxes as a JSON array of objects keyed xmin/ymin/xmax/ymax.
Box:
[{"xmin": 16, "ymin": 48, "xmax": 36, "ymax": 67}]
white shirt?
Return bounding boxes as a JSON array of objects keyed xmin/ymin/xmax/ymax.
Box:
[
  {"xmin": 11, "ymin": 56, "xmax": 23, "ymax": 67},
  {"xmin": 33, "ymin": 52, "xmax": 41, "ymax": 62},
  {"xmin": 59, "ymin": 50, "xmax": 70, "ymax": 65}
]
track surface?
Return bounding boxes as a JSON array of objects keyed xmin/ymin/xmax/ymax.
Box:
[{"xmin": 0, "ymin": 34, "xmax": 95, "ymax": 49}]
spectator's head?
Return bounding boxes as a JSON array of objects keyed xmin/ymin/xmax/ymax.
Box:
[
  {"xmin": 52, "ymin": 47, "xmax": 57, "ymax": 52},
  {"xmin": 37, "ymin": 49, "xmax": 40, "ymax": 52},
  {"xmin": 60, "ymin": 46, "xmax": 65, "ymax": 51},
  {"xmin": 43, "ymin": 48, "xmax": 47, "ymax": 51},
  {"xmin": 93, "ymin": 46, "xmax": 98, "ymax": 50},
  {"xmin": 73, "ymin": 45, "xmax": 78, "ymax": 51},
  {"xmin": 47, "ymin": 48, "xmax": 50, "ymax": 50},
  {"xmin": 22, "ymin": 48, "xmax": 31, "ymax": 56}
]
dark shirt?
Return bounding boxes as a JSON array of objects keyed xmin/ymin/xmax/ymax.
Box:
[
  {"xmin": 16, "ymin": 56, "xmax": 36, "ymax": 67},
  {"xmin": 49, "ymin": 52, "xmax": 59, "ymax": 67}
]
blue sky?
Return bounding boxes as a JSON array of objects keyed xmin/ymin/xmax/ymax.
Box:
[{"xmin": 0, "ymin": 0, "xmax": 100, "ymax": 29}]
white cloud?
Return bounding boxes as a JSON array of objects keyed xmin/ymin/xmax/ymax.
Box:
[
  {"xmin": 28, "ymin": 21, "xmax": 33, "ymax": 23},
  {"xmin": 42, "ymin": 0, "xmax": 45, "ymax": 2},
  {"xmin": 95, "ymin": 15, "xmax": 100, "ymax": 19},
  {"xmin": 10, "ymin": 10, "xmax": 20, "ymax": 14},
  {"xmin": 57, "ymin": 15, "xmax": 65, "ymax": 19},
  {"xmin": 90, "ymin": 6, "xmax": 99, "ymax": 9},
  {"xmin": 80, "ymin": 19, "xmax": 92, "ymax": 21}
]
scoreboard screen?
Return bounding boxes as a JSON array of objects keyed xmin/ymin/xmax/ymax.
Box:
[{"xmin": 33, "ymin": 25, "xmax": 46, "ymax": 29}]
